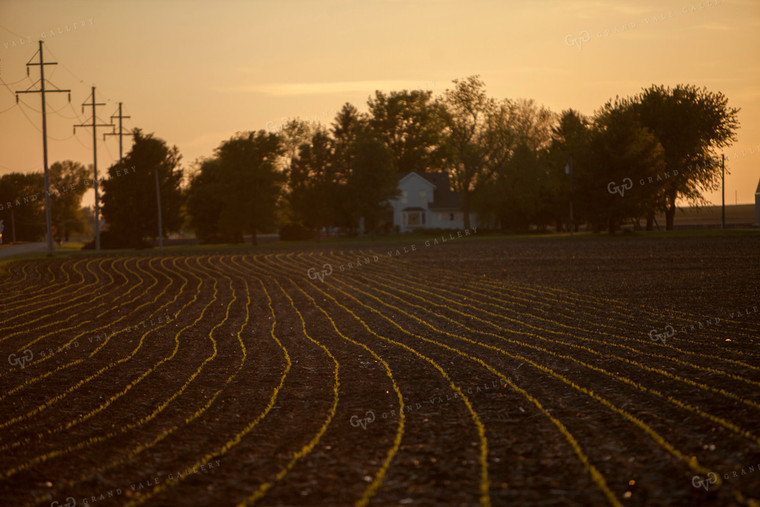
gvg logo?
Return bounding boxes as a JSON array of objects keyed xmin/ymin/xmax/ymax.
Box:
[
  {"xmin": 607, "ymin": 178, "xmax": 634, "ymax": 197},
  {"xmin": 50, "ymin": 497, "xmax": 76, "ymax": 507},
  {"xmin": 307, "ymin": 263, "xmax": 333, "ymax": 283},
  {"xmin": 564, "ymin": 31, "xmax": 590, "ymax": 50},
  {"xmin": 692, "ymin": 472, "xmax": 719, "ymax": 491},
  {"xmin": 350, "ymin": 410, "xmax": 375, "ymax": 430},
  {"xmin": 8, "ymin": 349, "xmax": 33, "ymax": 368},
  {"xmin": 648, "ymin": 325, "xmax": 675, "ymax": 344}
]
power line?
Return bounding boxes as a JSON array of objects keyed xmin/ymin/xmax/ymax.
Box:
[
  {"xmin": 0, "ymin": 74, "xmax": 23, "ymax": 98},
  {"xmin": 15, "ymin": 95, "xmax": 43, "ymax": 112},
  {"xmin": 44, "ymin": 47, "xmax": 118, "ymax": 108},
  {"xmin": 0, "ymin": 24, "xmax": 26, "ymax": 39},
  {"xmin": 72, "ymin": 129, "xmax": 91, "ymax": 150},
  {"xmin": 14, "ymin": 97, "xmax": 42, "ymax": 131},
  {"xmin": 0, "ymin": 75, "xmax": 32, "ymax": 87},
  {"xmin": 16, "ymin": 94, "xmax": 72, "ymax": 115},
  {"xmin": 43, "ymin": 45, "xmax": 87, "ymax": 86},
  {"xmin": 66, "ymin": 100, "xmax": 85, "ymax": 122},
  {"xmin": 12, "ymin": 99, "xmax": 77, "ymax": 140},
  {"xmin": 50, "ymin": 107, "xmax": 80, "ymax": 120},
  {"xmin": 0, "ymin": 102, "xmax": 17, "ymax": 115},
  {"xmin": 48, "ymin": 130, "xmax": 77, "ymax": 142},
  {"xmin": 101, "ymin": 135, "xmax": 115, "ymax": 161}
]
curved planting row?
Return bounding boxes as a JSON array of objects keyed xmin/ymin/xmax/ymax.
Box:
[{"xmin": 0, "ymin": 249, "xmax": 757, "ymax": 506}]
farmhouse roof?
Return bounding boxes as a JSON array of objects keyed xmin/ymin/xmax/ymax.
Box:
[{"xmin": 398, "ymin": 171, "xmax": 462, "ymax": 210}]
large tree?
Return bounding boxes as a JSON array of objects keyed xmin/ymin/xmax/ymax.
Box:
[
  {"xmin": 280, "ymin": 119, "xmax": 314, "ymax": 164},
  {"xmin": 474, "ymin": 142, "xmax": 548, "ymax": 231},
  {"xmin": 367, "ymin": 89, "xmax": 446, "ymax": 174},
  {"xmin": 186, "ymin": 158, "xmax": 228, "ymax": 243},
  {"xmin": 439, "ymin": 76, "xmax": 514, "ymax": 229},
  {"xmin": 49, "ymin": 160, "xmax": 90, "ymax": 242},
  {"xmin": 328, "ymin": 103, "xmax": 369, "ymax": 229},
  {"xmin": 331, "ymin": 102, "xmax": 364, "ymax": 184},
  {"xmin": 277, "ymin": 119, "xmax": 317, "ymax": 226},
  {"xmin": 187, "ymin": 130, "xmax": 284, "ymax": 244},
  {"xmin": 507, "ymin": 98, "xmax": 555, "ymax": 152},
  {"xmin": 630, "ymin": 84, "xmax": 739, "ymax": 229},
  {"xmin": 0, "ymin": 172, "xmax": 45, "ymax": 242},
  {"xmin": 472, "ymin": 98, "xmax": 556, "ymax": 231},
  {"xmin": 545, "ymin": 109, "xmax": 592, "ymax": 231},
  {"xmin": 344, "ymin": 131, "xmax": 398, "ymax": 234},
  {"xmin": 101, "ymin": 129, "xmax": 184, "ymax": 248},
  {"xmin": 287, "ymin": 128, "xmax": 338, "ymax": 231},
  {"xmin": 285, "ymin": 103, "xmax": 402, "ymax": 235},
  {"xmin": 579, "ymin": 99, "xmax": 665, "ymax": 233}
]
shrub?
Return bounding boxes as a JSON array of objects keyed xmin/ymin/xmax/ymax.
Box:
[{"xmin": 279, "ymin": 223, "xmax": 313, "ymax": 241}]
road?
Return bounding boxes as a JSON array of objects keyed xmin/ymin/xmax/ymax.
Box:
[{"xmin": 0, "ymin": 242, "xmax": 48, "ymax": 259}]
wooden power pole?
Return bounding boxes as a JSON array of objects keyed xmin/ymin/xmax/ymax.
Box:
[
  {"xmin": 104, "ymin": 102, "xmax": 131, "ymax": 160},
  {"xmin": 15, "ymin": 40, "xmax": 70, "ymax": 256},
  {"xmin": 565, "ymin": 155, "xmax": 574, "ymax": 236},
  {"xmin": 74, "ymin": 87, "xmax": 114, "ymax": 252},
  {"xmin": 721, "ymin": 154, "xmax": 725, "ymax": 230}
]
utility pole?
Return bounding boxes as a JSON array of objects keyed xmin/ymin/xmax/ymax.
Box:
[
  {"xmin": 565, "ymin": 155, "xmax": 574, "ymax": 236},
  {"xmin": 15, "ymin": 40, "xmax": 70, "ymax": 257},
  {"xmin": 104, "ymin": 102, "xmax": 131, "ymax": 160},
  {"xmin": 154, "ymin": 166, "xmax": 163, "ymax": 250},
  {"xmin": 74, "ymin": 87, "xmax": 114, "ymax": 252},
  {"xmin": 11, "ymin": 208, "xmax": 16, "ymax": 244},
  {"xmin": 721, "ymin": 154, "xmax": 725, "ymax": 230}
]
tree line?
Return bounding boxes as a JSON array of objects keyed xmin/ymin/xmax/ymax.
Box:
[
  {"xmin": 0, "ymin": 160, "xmax": 90, "ymax": 243},
  {"xmin": 0, "ymin": 76, "xmax": 738, "ymax": 247}
]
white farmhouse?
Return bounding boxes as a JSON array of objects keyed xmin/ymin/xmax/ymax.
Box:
[{"xmin": 389, "ymin": 172, "xmax": 475, "ymax": 232}]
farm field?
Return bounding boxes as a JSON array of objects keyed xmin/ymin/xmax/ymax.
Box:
[
  {"xmin": 1, "ymin": 235, "xmax": 759, "ymax": 506},
  {"xmin": 655, "ymin": 204, "xmax": 757, "ymax": 228}
]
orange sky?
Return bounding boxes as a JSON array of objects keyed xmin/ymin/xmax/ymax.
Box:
[{"xmin": 1, "ymin": 0, "xmax": 758, "ymax": 207}]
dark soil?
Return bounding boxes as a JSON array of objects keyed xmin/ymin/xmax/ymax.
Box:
[{"xmin": 1, "ymin": 234, "xmax": 759, "ymax": 506}]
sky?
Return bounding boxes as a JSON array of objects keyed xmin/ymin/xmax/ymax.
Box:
[{"xmin": 1, "ymin": 0, "xmax": 758, "ymax": 207}]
